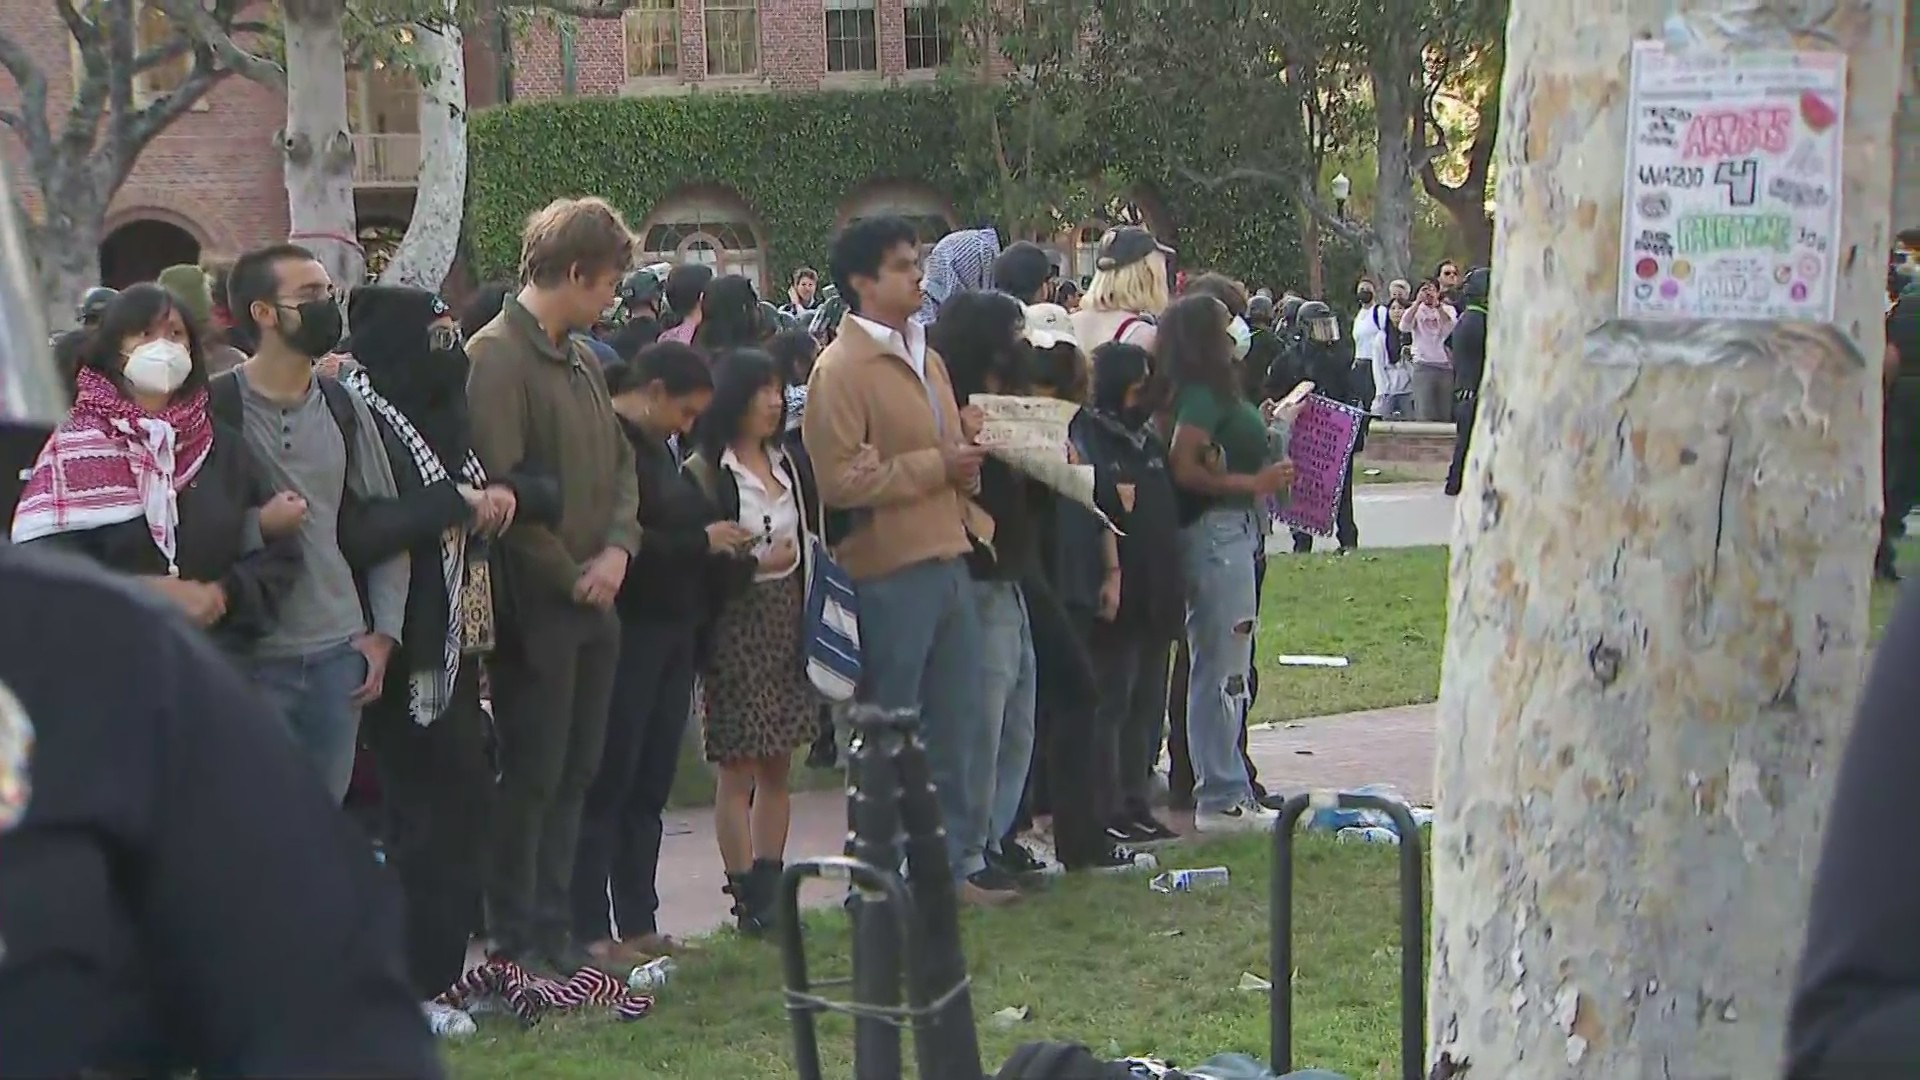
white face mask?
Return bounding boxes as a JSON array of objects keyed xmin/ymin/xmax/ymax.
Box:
[
  {"xmin": 122, "ymin": 339, "xmax": 193, "ymax": 396},
  {"xmin": 1228, "ymin": 316, "xmax": 1253, "ymax": 362}
]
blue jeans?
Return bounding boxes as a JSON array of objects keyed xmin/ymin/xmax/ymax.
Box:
[
  {"xmin": 856, "ymin": 557, "xmax": 989, "ymax": 880},
  {"xmin": 1179, "ymin": 507, "xmax": 1260, "ymax": 813},
  {"xmin": 250, "ymin": 640, "xmax": 369, "ymax": 803},
  {"xmin": 974, "ymin": 580, "xmax": 1036, "ymax": 855}
]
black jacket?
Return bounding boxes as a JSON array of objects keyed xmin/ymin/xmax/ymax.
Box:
[
  {"xmin": 685, "ymin": 442, "xmax": 820, "ymax": 604},
  {"xmin": 970, "ymin": 458, "xmax": 1048, "ymax": 582},
  {"xmin": 620, "ymin": 420, "xmax": 727, "ymax": 626},
  {"xmin": 20, "ymin": 421, "xmax": 302, "ymax": 654},
  {"xmin": 1071, "ymin": 408, "xmax": 1184, "ymax": 639},
  {"xmin": 1787, "ymin": 583, "xmax": 1920, "ymax": 1077},
  {"xmin": 355, "ymin": 408, "xmax": 562, "ymax": 678},
  {"xmin": 0, "ymin": 544, "xmax": 441, "ymax": 1079},
  {"xmin": 1448, "ymin": 305, "xmax": 1489, "ymax": 395}
]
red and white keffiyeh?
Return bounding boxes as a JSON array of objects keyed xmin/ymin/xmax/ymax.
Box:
[{"xmin": 10, "ymin": 367, "xmax": 214, "ymax": 573}]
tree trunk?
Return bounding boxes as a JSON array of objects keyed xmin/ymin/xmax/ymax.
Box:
[
  {"xmin": 281, "ymin": 0, "xmax": 363, "ymax": 293},
  {"xmin": 380, "ymin": 2, "xmax": 467, "ymax": 292},
  {"xmin": 1427, "ymin": 2, "xmax": 1903, "ymax": 1077},
  {"xmin": 1368, "ymin": 65, "xmax": 1417, "ymax": 284},
  {"xmin": 24, "ymin": 202, "xmax": 105, "ymax": 333},
  {"xmin": 1302, "ymin": 204, "xmax": 1325, "ymax": 297},
  {"xmin": 1896, "ymin": 0, "xmax": 1919, "ymax": 229}
]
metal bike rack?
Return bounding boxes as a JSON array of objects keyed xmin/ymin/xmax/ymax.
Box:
[{"xmin": 1270, "ymin": 792, "xmax": 1426, "ymax": 1080}]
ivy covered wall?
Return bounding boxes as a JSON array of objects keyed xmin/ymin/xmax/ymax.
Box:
[{"xmin": 465, "ymin": 87, "xmax": 1323, "ymax": 293}]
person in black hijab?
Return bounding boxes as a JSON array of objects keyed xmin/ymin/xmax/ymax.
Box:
[{"xmin": 341, "ymin": 285, "xmax": 560, "ymax": 1030}]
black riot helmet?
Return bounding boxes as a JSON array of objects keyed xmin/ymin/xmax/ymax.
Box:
[
  {"xmin": 1462, "ymin": 267, "xmax": 1491, "ymax": 305},
  {"xmin": 1295, "ymin": 300, "xmax": 1341, "ymax": 345},
  {"xmin": 76, "ymin": 286, "xmax": 119, "ymax": 328},
  {"xmin": 1247, "ymin": 294, "xmax": 1276, "ymax": 328},
  {"xmin": 1279, "ymin": 295, "xmax": 1305, "ymax": 328}
]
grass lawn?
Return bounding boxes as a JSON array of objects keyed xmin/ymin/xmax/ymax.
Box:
[
  {"xmin": 1254, "ymin": 547, "xmax": 1449, "ymax": 723},
  {"xmin": 444, "ymin": 834, "xmax": 1419, "ymax": 1080}
]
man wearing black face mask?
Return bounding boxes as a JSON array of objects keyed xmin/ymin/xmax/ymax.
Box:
[{"xmin": 216, "ymin": 244, "xmax": 410, "ymax": 805}]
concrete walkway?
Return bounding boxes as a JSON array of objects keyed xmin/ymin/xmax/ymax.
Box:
[{"xmin": 651, "ymin": 702, "xmax": 1438, "ymax": 940}]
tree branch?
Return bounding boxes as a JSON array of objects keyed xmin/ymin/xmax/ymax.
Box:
[
  {"xmin": 151, "ymin": 0, "xmax": 287, "ymax": 90},
  {"xmin": 0, "ymin": 28, "xmax": 58, "ymax": 187},
  {"xmin": 514, "ymin": 0, "xmax": 638, "ymax": 17}
]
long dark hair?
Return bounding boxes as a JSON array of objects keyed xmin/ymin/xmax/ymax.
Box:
[
  {"xmin": 694, "ymin": 274, "xmax": 763, "ymax": 351},
  {"xmin": 692, "ymin": 347, "xmax": 783, "ymax": 463},
  {"xmin": 1159, "ymin": 293, "xmax": 1236, "ymax": 401},
  {"xmin": 1090, "ymin": 340, "xmax": 1152, "ymax": 415},
  {"xmin": 81, "ymin": 283, "xmax": 209, "ymax": 400},
  {"xmin": 927, "ymin": 289, "xmax": 1029, "ymax": 402},
  {"xmin": 766, "ymin": 328, "xmax": 819, "ymax": 386}
]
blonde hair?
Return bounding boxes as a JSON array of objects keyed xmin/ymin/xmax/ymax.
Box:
[
  {"xmin": 519, "ymin": 196, "xmax": 635, "ymax": 288},
  {"xmin": 1083, "ymin": 250, "xmax": 1170, "ymax": 316}
]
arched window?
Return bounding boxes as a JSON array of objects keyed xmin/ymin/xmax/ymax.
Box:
[
  {"xmin": 639, "ymin": 190, "xmax": 765, "ymax": 291},
  {"xmin": 838, "ymin": 184, "xmax": 957, "ymax": 258}
]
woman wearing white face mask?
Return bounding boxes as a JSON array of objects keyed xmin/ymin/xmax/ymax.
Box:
[{"xmin": 11, "ymin": 284, "xmax": 304, "ymax": 650}]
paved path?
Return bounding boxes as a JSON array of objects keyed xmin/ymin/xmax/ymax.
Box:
[
  {"xmin": 1268, "ymin": 482, "xmax": 1456, "ymax": 553},
  {"xmin": 650, "ymin": 702, "xmax": 1438, "ymax": 940}
]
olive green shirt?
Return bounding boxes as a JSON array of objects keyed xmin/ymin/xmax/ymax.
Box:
[{"xmin": 466, "ymin": 296, "xmax": 641, "ymax": 602}]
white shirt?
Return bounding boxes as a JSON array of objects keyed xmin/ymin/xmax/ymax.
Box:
[
  {"xmin": 847, "ymin": 312, "xmax": 929, "ymax": 383},
  {"xmin": 1352, "ymin": 305, "xmax": 1388, "ymax": 368},
  {"xmin": 846, "ymin": 311, "xmax": 943, "ymax": 430},
  {"xmin": 722, "ymin": 444, "xmax": 802, "ymax": 582}
]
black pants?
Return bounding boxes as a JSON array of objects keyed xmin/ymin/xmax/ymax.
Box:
[
  {"xmin": 486, "ymin": 596, "xmax": 621, "ymax": 957},
  {"xmin": 1168, "ymin": 554, "xmax": 1266, "ymax": 805},
  {"xmin": 1291, "ymin": 459, "xmax": 1359, "ymax": 552},
  {"xmin": 1880, "ymin": 379, "xmax": 1920, "ymax": 574},
  {"xmin": 1031, "ymin": 607, "xmax": 1113, "ymax": 867},
  {"xmin": 1445, "ymin": 389, "xmax": 1479, "ymax": 495},
  {"xmin": 362, "ymin": 660, "xmax": 491, "ymax": 999},
  {"xmin": 1088, "ymin": 623, "xmax": 1175, "ymax": 820},
  {"xmin": 570, "ymin": 618, "xmax": 698, "ymax": 943}
]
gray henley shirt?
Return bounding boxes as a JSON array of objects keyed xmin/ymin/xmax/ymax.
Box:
[{"xmin": 231, "ymin": 368, "xmax": 407, "ymax": 659}]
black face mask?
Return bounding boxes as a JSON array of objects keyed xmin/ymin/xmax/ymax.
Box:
[
  {"xmin": 423, "ymin": 346, "xmax": 470, "ymax": 402},
  {"xmin": 280, "ymin": 298, "xmax": 344, "ymax": 359},
  {"xmin": 1357, "ymin": 291, "xmax": 1375, "ymax": 307}
]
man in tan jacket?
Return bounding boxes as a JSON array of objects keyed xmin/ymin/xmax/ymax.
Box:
[{"xmin": 802, "ymin": 216, "xmax": 1015, "ymax": 906}]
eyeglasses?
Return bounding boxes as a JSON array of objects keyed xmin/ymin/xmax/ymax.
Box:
[{"xmin": 428, "ymin": 324, "xmax": 463, "ymax": 351}]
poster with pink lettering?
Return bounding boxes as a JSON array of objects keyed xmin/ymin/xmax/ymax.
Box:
[
  {"xmin": 1272, "ymin": 394, "xmax": 1364, "ymax": 538},
  {"xmin": 1617, "ymin": 43, "xmax": 1846, "ymax": 323}
]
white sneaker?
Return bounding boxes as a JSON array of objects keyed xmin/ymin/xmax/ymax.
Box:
[
  {"xmin": 1194, "ymin": 800, "xmax": 1279, "ymax": 835},
  {"xmin": 1086, "ymin": 843, "xmax": 1161, "ymax": 875},
  {"xmin": 423, "ymin": 999, "xmax": 477, "ymax": 1039}
]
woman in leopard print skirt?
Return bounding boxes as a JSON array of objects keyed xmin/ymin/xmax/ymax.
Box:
[{"xmin": 686, "ymin": 348, "xmax": 821, "ymax": 934}]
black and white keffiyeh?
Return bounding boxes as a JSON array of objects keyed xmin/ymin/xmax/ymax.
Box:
[{"xmin": 339, "ymin": 365, "xmax": 487, "ymax": 726}]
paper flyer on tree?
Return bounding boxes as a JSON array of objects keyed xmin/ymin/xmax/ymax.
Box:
[
  {"xmin": 1617, "ymin": 43, "xmax": 1846, "ymax": 323},
  {"xmin": 970, "ymin": 394, "xmax": 1119, "ymax": 533}
]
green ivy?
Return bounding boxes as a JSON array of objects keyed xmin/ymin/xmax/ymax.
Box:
[{"xmin": 466, "ymin": 88, "xmax": 1317, "ymax": 292}]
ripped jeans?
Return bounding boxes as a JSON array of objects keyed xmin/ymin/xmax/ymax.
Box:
[{"xmin": 1179, "ymin": 506, "xmax": 1261, "ymax": 814}]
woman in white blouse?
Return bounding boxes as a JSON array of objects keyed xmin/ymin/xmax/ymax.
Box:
[{"xmin": 684, "ymin": 348, "xmax": 822, "ymax": 934}]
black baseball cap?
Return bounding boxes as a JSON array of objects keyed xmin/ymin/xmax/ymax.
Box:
[{"xmin": 1096, "ymin": 226, "xmax": 1175, "ymax": 272}]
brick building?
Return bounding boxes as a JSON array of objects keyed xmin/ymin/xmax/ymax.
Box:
[{"xmin": 0, "ymin": 0, "xmax": 1151, "ymax": 297}]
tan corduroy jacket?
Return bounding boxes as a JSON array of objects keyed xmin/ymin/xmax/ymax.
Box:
[{"xmin": 800, "ymin": 314, "xmax": 993, "ymax": 581}]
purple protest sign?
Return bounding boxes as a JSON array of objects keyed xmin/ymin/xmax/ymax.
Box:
[{"xmin": 1273, "ymin": 394, "xmax": 1364, "ymax": 537}]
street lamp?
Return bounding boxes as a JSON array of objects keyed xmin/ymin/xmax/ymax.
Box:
[{"xmin": 1331, "ymin": 172, "xmax": 1352, "ymax": 220}]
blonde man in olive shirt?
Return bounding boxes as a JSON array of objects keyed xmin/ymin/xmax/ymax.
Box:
[{"xmin": 466, "ymin": 198, "xmax": 642, "ymax": 975}]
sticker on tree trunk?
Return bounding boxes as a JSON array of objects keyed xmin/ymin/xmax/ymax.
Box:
[{"xmin": 1618, "ymin": 42, "xmax": 1846, "ymax": 323}]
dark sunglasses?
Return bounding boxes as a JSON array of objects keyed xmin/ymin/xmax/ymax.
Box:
[{"xmin": 428, "ymin": 325, "xmax": 463, "ymax": 351}]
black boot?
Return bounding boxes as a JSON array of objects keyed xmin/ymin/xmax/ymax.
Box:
[
  {"xmin": 748, "ymin": 858, "xmax": 785, "ymax": 933},
  {"xmin": 724, "ymin": 873, "xmax": 764, "ymax": 935}
]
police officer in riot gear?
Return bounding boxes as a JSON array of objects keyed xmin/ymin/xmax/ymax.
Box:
[
  {"xmin": 1879, "ymin": 265, "xmax": 1920, "ymax": 581},
  {"xmin": 1445, "ymin": 267, "xmax": 1491, "ymax": 497},
  {"xmin": 609, "ymin": 262, "xmax": 672, "ymax": 361}
]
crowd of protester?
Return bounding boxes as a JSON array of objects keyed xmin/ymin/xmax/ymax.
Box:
[{"xmin": 1, "ymin": 198, "xmax": 1475, "ymax": 1048}]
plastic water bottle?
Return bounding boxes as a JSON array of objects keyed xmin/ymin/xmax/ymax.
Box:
[
  {"xmin": 1335, "ymin": 825, "xmax": 1400, "ymax": 845},
  {"xmin": 626, "ymin": 956, "xmax": 675, "ymax": 993},
  {"xmin": 1149, "ymin": 866, "xmax": 1232, "ymax": 893}
]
